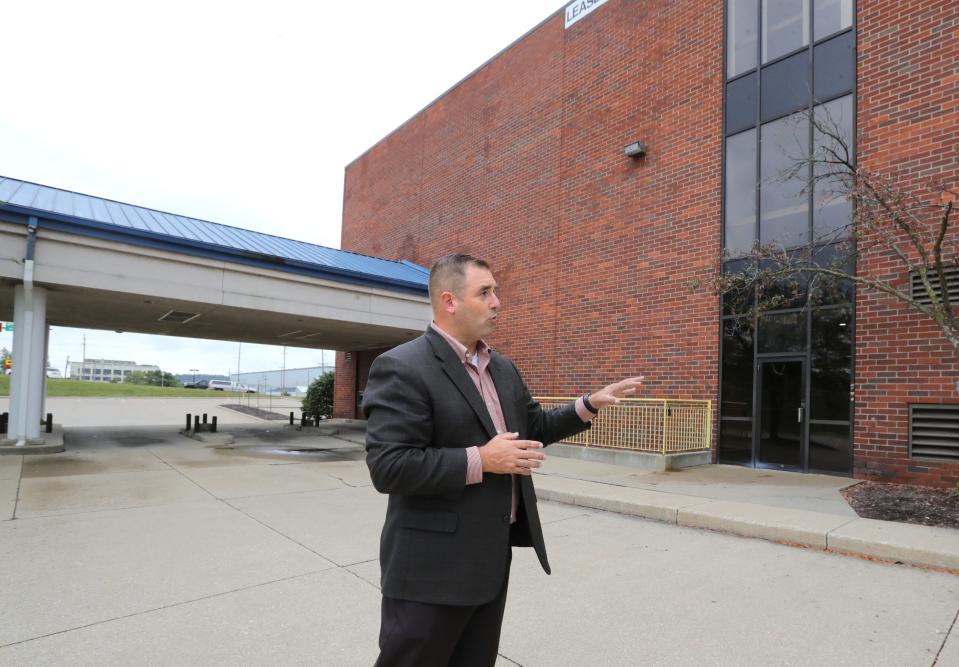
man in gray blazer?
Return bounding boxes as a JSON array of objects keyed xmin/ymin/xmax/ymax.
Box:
[{"xmin": 364, "ymin": 253, "xmax": 643, "ymax": 666}]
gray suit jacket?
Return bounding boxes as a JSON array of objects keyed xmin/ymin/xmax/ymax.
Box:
[{"xmin": 363, "ymin": 327, "xmax": 590, "ymax": 606}]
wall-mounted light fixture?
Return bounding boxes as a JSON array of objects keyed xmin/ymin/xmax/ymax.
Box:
[{"xmin": 624, "ymin": 141, "xmax": 646, "ymax": 158}]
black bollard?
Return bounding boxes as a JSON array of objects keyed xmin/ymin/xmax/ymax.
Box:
[
  {"xmin": 193, "ymin": 415, "xmax": 200, "ymax": 433},
  {"xmin": 186, "ymin": 414, "xmax": 192, "ymax": 431},
  {"xmin": 289, "ymin": 412, "xmax": 294, "ymax": 425},
  {"xmin": 45, "ymin": 413, "xmax": 53, "ymax": 433},
  {"xmin": 211, "ymin": 416, "xmax": 218, "ymax": 433},
  {"xmin": 1, "ymin": 412, "xmax": 7, "ymax": 434},
  {"xmin": 202, "ymin": 413, "xmax": 208, "ymax": 424}
]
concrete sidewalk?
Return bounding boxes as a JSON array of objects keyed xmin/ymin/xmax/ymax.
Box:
[{"xmin": 533, "ymin": 455, "xmax": 959, "ymax": 572}]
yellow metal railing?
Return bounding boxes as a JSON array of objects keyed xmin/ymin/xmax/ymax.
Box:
[{"xmin": 533, "ymin": 397, "xmax": 712, "ymax": 454}]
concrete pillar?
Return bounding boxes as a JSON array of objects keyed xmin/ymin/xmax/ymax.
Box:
[
  {"xmin": 41, "ymin": 326, "xmax": 50, "ymax": 419},
  {"xmin": 8, "ymin": 284, "xmax": 48, "ymax": 443}
]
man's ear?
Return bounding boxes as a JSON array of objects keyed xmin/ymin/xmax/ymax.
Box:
[{"xmin": 441, "ymin": 290, "xmax": 457, "ymax": 314}]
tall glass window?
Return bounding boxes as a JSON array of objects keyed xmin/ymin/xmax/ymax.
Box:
[
  {"xmin": 763, "ymin": 0, "xmax": 809, "ymax": 63},
  {"xmin": 814, "ymin": 0, "xmax": 853, "ymax": 40},
  {"xmin": 725, "ymin": 129, "xmax": 757, "ymax": 256},
  {"xmin": 813, "ymin": 94, "xmax": 854, "ymax": 242},
  {"xmin": 722, "ymin": 0, "xmax": 855, "ymax": 474},
  {"xmin": 809, "ymin": 305, "xmax": 852, "ymax": 472},
  {"xmin": 728, "ymin": 0, "xmax": 758, "ymax": 78},
  {"xmin": 722, "ymin": 320, "xmax": 754, "ymax": 418},
  {"xmin": 721, "ymin": 318, "xmax": 754, "ymax": 464},
  {"xmin": 760, "ymin": 112, "xmax": 809, "ymax": 248}
]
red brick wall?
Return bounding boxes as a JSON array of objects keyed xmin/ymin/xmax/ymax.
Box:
[
  {"xmin": 333, "ymin": 348, "xmax": 389, "ymax": 419},
  {"xmin": 854, "ymin": 0, "xmax": 959, "ymax": 487},
  {"xmin": 340, "ymin": 0, "xmax": 959, "ymax": 486},
  {"xmin": 333, "ymin": 351, "xmax": 356, "ymax": 419},
  {"xmin": 342, "ymin": 0, "xmax": 724, "ymax": 423}
]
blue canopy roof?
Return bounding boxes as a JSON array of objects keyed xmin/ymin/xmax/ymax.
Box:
[{"xmin": 0, "ymin": 176, "xmax": 428, "ymax": 295}]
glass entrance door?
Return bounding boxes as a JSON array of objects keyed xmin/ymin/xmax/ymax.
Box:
[{"xmin": 758, "ymin": 359, "xmax": 805, "ymax": 469}]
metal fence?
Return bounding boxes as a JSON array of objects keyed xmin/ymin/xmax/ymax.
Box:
[{"xmin": 533, "ymin": 397, "xmax": 712, "ymax": 454}]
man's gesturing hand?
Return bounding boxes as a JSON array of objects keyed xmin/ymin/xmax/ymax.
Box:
[
  {"xmin": 588, "ymin": 376, "xmax": 645, "ymax": 411},
  {"xmin": 478, "ymin": 432, "xmax": 544, "ymax": 476}
]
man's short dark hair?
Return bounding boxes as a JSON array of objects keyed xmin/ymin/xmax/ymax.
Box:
[{"xmin": 428, "ymin": 253, "xmax": 490, "ymax": 309}]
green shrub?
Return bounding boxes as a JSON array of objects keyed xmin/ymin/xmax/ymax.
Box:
[
  {"xmin": 303, "ymin": 371, "xmax": 334, "ymax": 419},
  {"xmin": 125, "ymin": 370, "xmax": 180, "ymax": 387}
]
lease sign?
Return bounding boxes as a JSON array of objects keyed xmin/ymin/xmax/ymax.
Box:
[{"xmin": 564, "ymin": 0, "xmax": 607, "ymax": 29}]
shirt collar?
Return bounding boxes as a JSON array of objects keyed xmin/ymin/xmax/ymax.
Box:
[{"xmin": 430, "ymin": 321, "xmax": 490, "ymax": 365}]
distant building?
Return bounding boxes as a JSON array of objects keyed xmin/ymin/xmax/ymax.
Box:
[
  {"xmin": 68, "ymin": 359, "xmax": 160, "ymax": 382},
  {"xmin": 232, "ymin": 365, "xmax": 333, "ymax": 395}
]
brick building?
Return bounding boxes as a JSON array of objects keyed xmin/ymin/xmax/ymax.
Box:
[{"xmin": 335, "ymin": 0, "xmax": 958, "ymax": 488}]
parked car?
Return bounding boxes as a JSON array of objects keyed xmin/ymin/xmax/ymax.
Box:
[
  {"xmin": 184, "ymin": 379, "xmax": 209, "ymax": 389},
  {"xmin": 207, "ymin": 380, "xmax": 254, "ymax": 393},
  {"xmin": 46, "ymin": 368, "xmax": 63, "ymax": 379}
]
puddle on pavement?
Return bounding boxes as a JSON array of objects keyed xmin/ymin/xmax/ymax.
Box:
[
  {"xmin": 215, "ymin": 445, "xmax": 345, "ymax": 461},
  {"xmin": 230, "ymin": 429, "xmax": 339, "ymax": 443},
  {"xmin": 114, "ymin": 436, "xmax": 166, "ymax": 447}
]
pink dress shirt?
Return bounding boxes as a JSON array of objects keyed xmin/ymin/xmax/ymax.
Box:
[{"xmin": 429, "ymin": 322, "xmax": 593, "ymax": 523}]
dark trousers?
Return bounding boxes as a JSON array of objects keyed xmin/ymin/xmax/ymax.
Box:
[{"xmin": 374, "ymin": 557, "xmax": 511, "ymax": 667}]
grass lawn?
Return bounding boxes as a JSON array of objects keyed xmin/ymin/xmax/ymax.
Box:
[{"xmin": 0, "ymin": 376, "xmax": 273, "ymax": 398}]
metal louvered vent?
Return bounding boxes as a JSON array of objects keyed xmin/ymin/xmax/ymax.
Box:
[
  {"xmin": 912, "ymin": 266, "xmax": 959, "ymax": 306},
  {"xmin": 158, "ymin": 310, "xmax": 200, "ymax": 324},
  {"xmin": 909, "ymin": 404, "xmax": 959, "ymax": 461}
]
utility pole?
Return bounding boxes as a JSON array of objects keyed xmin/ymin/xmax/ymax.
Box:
[
  {"xmin": 281, "ymin": 345, "xmax": 286, "ymax": 396},
  {"xmin": 236, "ymin": 342, "xmax": 242, "ymax": 400},
  {"xmin": 82, "ymin": 334, "xmax": 86, "ymax": 379}
]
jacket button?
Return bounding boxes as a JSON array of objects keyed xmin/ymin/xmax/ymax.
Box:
[{"xmin": 502, "ymin": 514, "xmax": 510, "ymax": 523}]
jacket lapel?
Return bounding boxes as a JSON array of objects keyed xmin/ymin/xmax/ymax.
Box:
[
  {"xmin": 488, "ymin": 354, "xmax": 521, "ymax": 434},
  {"xmin": 426, "ymin": 329, "xmax": 497, "ymax": 439}
]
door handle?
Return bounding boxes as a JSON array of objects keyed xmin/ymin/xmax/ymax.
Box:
[{"xmin": 797, "ymin": 406, "xmax": 803, "ymax": 423}]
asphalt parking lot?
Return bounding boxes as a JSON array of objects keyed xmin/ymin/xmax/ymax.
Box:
[{"xmin": 0, "ymin": 411, "xmax": 956, "ymax": 665}]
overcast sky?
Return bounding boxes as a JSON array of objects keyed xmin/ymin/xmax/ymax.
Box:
[{"xmin": 0, "ymin": 0, "xmax": 564, "ymax": 376}]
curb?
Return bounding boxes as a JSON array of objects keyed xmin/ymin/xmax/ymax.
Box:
[
  {"xmin": 0, "ymin": 425, "xmax": 66, "ymax": 455},
  {"xmin": 535, "ymin": 474, "xmax": 959, "ymax": 572}
]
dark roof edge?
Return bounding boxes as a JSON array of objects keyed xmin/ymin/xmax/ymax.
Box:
[
  {"xmin": 401, "ymin": 260, "xmax": 431, "ymax": 275},
  {"xmin": 0, "ymin": 205, "xmax": 429, "ymax": 296},
  {"xmin": 344, "ymin": 4, "xmax": 564, "ymax": 169}
]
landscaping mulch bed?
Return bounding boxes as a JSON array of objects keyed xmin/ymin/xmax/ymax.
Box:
[
  {"xmin": 841, "ymin": 481, "xmax": 959, "ymax": 530},
  {"xmin": 222, "ymin": 404, "xmax": 289, "ymax": 421}
]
